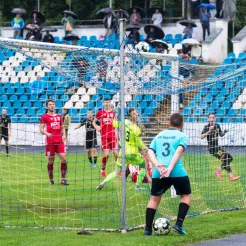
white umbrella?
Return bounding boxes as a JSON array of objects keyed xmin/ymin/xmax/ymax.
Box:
[{"xmin": 181, "ymin": 38, "xmax": 200, "ymax": 45}]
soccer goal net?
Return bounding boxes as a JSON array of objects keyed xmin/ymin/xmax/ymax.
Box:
[{"xmin": 0, "ymin": 37, "xmax": 246, "ymax": 231}]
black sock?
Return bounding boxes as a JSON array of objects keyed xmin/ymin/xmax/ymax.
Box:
[
  {"xmin": 6, "ymin": 145, "xmax": 9, "ymax": 155},
  {"xmin": 88, "ymin": 157, "xmax": 93, "ymax": 164},
  {"xmin": 175, "ymin": 202, "xmax": 190, "ymax": 227},
  {"xmin": 93, "ymin": 156, "xmax": 97, "ymax": 164},
  {"xmin": 145, "ymin": 208, "xmax": 156, "ymax": 232}
]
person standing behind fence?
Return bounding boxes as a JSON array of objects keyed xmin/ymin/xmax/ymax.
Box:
[
  {"xmin": 151, "ymin": 9, "xmax": 162, "ymax": 27},
  {"xmin": 11, "ymin": 14, "xmax": 24, "ymax": 39},
  {"xmin": 200, "ymin": 8, "xmax": 211, "ymax": 41},
  {"xmin": 62, "ymin": 108, "xmax": 71, "ymax": 147},
  {"xmin": 61, "ymin": 13, "xmax": 74, "ymax": 37},
  {"xmin": 103, "ymin": 12, "xmax": 115, "ymax": 37}
]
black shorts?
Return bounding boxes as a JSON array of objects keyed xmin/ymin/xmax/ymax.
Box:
[
  {"xmin": 151, "ymin": 176, "xmax": 191, "ymax": 196},
  {"xmin": 209, "ymin": 147, "xmax": 230, "ymax": 161},
  {"xmin": 0, "ymin": 133, "xmax": 9, "ymax": 141},
  {"xmin": 85, "ymin": 138, "xmax": 97, "ymax": 150}
]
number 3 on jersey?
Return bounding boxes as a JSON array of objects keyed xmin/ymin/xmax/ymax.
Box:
[
  {"xmin": 162, "ymin": 142, "xmax": 170, "ymax": 156},
  {"xmin": 126, "ymin": 131, "xmax": 130, "ymax": 142}
]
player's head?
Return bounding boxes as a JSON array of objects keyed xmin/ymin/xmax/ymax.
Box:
[
  {"xmin": 208, "ymin": 113, "xmax": 216, "ymax": 125},
  {"xmin": 87, "ymin": 109, "xmax": 93, "ymax": 119},
  {"xmin": 46, "ymin": 100, "xmax": 55, "ymax": 113},
  {"xmin": 103, "ymin": 99, "xmax": 111, "ymax": 110},
  {"xmin": 2, "ymin": 109, "xmax": 7, "ymax": 116},
  {"xmin": 128, "ymin": 108, "xmax": 138, "ymax": 122},
  {"xmin": 62, "ymin": 108, "xmax": 68, "ymax": 115},
  {"xmin": 169, "ymin": 113, "xmax": 183, "ymax": 129}
]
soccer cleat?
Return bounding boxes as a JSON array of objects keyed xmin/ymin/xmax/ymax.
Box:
[
  {"xmin": 96, "ymin": 183, "xmax": 105, "ymax": 190},
  {"xmin": 144, "ymin": 230, "xmax": 152, "ymax": 236},
  {"xmin": 101, "ymin": 170, "xmax": 107, "ymax": 177},
  {"xmin": 214, "ymin": 170, "xmax": 221, "ymax": 180},
  {"xmin": 50, "ymin": 180, "xmax": 54, "ymax": 185},
  {"xmin": 135, "ymin": 185, "xmax": 146, "ymax": 191},
  {"xmin": 230, "ymin": 175, "xmax": 240, "ymax": 181},
  {"xmin": 60, "ymin": 179, "xmax": 69, "ymax": 185},
  {"xmin": 172, "ymin": 224, "xmax": 186, "ymax": 235},
  {"xmin": 90, "ymin": 163, "xmax": 96, "ymax": 168}
]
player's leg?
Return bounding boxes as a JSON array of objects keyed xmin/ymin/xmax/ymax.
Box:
[
  {"xmin": 144, "ymin": 178, "xmax": 168, "ymax": 235},
  {"xmin": 92, "ymin": 148, "xmax": 98, "ymax": 167},
  {"xmin": 87, "ymin": 149, "xmax": 93, "ymax": 167},
  {"xmin": 101, "ymin": 138, "xmax": 110, "ymax": 177},
  {"xmin": 172, "ymin": 176, "xmax": 192, "ymax": 235},
  {"xmin": 57, "ymin": 142, "xmax": 69, "ymax": 185},
  {"xmin": 5, "ymin": 139, "xmax": 9, "ymax": 156},
  {"xmin": 112, "ymin": 137, "xmax": 118, "ymax": 161},
  {"xmin": 221, "ymin": 151, "xmax": 240, "ymax": 181},
  {"xmin": 211, "ymin": 147, "xmax": 223, "ymax": 180},
  {"xmin": 46, "ymin": 144, "xmax": 55, "ymax": 184}
]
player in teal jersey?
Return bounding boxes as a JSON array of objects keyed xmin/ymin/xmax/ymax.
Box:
[
  {"xmin": 144, "ymin": 113, "xmax": 191, "ymax": 236},
  {"xmin": 96, "ymin": 108, "xmax": 149, "ymax": 190}
]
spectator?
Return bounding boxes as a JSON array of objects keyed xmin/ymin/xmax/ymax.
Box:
[
  {"xmin": 11, "ymin": 14, "xmax": 24, "ymax": 39},
  {"xmin": 183, "ymin": 23, "xmax": 193, "ymax": 39},
  {"xmin": 62, "ymin": 108, "xmax": 71, "ymax": 147},
  {"xmin": 180, "ymin": 43, "xmax": 191, "ymax": 60},
  {"xmin": 25, "ymin": 30, "xmax": 33, "ymax": 40},
  {"xmin": 126, "ymin": 29, "xmax": 140, "ymax": 46},
  {"xmin": 30, "ymin": 75, "xmax": 46, "ymax": 95},
  {"xmin": 31, "ymin": 12, "xmax": 42, "ymax": 41},
  {"xmin": 190, "ymin": 0, "xmax": 199, "ymax": 19},
  {"xmin": 130, "ymin": 8, "xmax": 141, "ymax": 25},
  {"xmin": 145, "ymin": 27, "xmax": 157, "ymax": 44},
  {"xmin": 152, "ymin": 9, "xmax": 163, "ymax": 27},
  {"xmin": 42, "ymin": 31, "xmax": 54, "ymax": 43},
  {"xmin": 200, "ymin": 8, "xmax": 211, "ymax": 41},
  {"xmin": 103, "ymin": 12, "xmax": 115, "ymax": 37},
  {"xmin": 61, "ymin": 13, "xmax": 74, "ymax": 37}
]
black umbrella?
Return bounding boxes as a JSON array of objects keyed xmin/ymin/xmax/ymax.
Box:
[
  {"xmin": 41, "ymin": 27, "xmax": 58, "ymax": 32},
  {"xmin": 64, "ymin": 34, "xmax": 80, "ymax": 41},
  {"xmin": 31, "ymin": 10, "xmax": 46, "ymax": 23},
  {"xmin": 115, "ymin": 9, "xmax": 129, "ymax": 19},
  {"xmin": 25, "ymin": 24, "xmax": 40, "ymax": 31},
  {"xmin": 144, "ymin": 24, "xmax": 165, "ymax": 39},
  {"xmin": 126, "ymin": 24, "xmax": 140, "ymax": 31},
  {"xmin": 127, "ymin": 6, "xmax": 145, "ymax": 17},
  {"xmin": 179, "ymin": 20, "xmax": 197, "ymax": 28},
  {"xmin": 96, "ymin": 8, "xmax": 115, "ymax": 16},
  {"xmin": 11, "ymin": 8, "xmax": 26, "ymax": 15},
  {"xmin": 63, "ymin": 10, "xmax": 78, "ymax": 19},
  {"xmin": 150, "ymin": 40, "xmax": 168, "ymax": 50},
  {"xmin": 147, "ymin": 6, "xmax": 164, "ymax": 16}
]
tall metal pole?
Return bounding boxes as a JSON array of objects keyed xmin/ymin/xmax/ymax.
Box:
[
  {"xmin": 119, "ymin": 18, "xmax": 127, "ymax": 234},
  {"xmin": 182, "ymin": 0, "xmax": 185, "ymax": 18},
  {"xmin": 37, "ymin": 0, "xmax": 40, "ymax": 11},
  {"xmin": 163, "ymin": 0, "xmax": 166, "ymax": 11},
  {"xmin": 130, "ymin": 0, "xmax": 132, "ymax": 8},
  {"xmin": 109, "ymin": 0, "xmax": 112, "ymax": 8},
  {"xmin": 69, "ymin": 0, "xmax": 71, "ymax": 10}
]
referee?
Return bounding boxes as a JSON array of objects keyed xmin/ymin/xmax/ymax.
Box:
[
  {"xmin": 75, "ymin": 109, "xmax": 99, "ymax": 168},
  {"xmin": 201, "ymin": 113, "xmax": 240, "ymax": 181},
  {"xmin": 0, "ymin": 109, "xmax": 12, "ymax": 156}
]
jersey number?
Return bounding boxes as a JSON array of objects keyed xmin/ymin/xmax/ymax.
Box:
[
  {"xmin": 126, "ymin": 131, "xmax": 130, "ymax": 142},
  {"xmin": 162, "ymin": 143, "xmax": 170, "ymax": 157}
]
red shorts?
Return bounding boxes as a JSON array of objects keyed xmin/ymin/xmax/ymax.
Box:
[
  {"xmin": 101, "ymin": 137, "xmax": 117, "ymax": 150},
  {"xmin": 46, "ymin": 142, "xmax": 66, "ymax": 157}
]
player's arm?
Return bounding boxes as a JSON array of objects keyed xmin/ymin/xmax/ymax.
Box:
[
  {"xmin": 8, "ymin": 118, "xmax": 12, "ymax": 137},
  {"xmin": 92, "ymin": 118, "xmax": 100, "ymax": 132},
  {"xmin": 148, "ymin": 149, "xmax": 166, "ymax": 175},
  {"xmin": 200, "ymin": 126, "xmax": 212, "ymax": 139},
  {"xmin": 61, "ymin": 124, "xmax": 66, "ymax": 142},
  {"xmin": 75, "ymin": 119, "xmax": 85, "ymax": 130},
  {"xmin": 39, "ymin": 123, "xmax": 52, "ymax": 137},
  {"xmin": 219, "ymin": 125, "xmax": 228, "ymax": 137}
]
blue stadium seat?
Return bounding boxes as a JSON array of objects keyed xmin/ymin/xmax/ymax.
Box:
[
  {"xmin": 16, "ymin": 87, "xmax": 25, "ymax": 95},
  {"xmin": 69, "ymin": 108, "xmax": 78, "ymax": 116},
  {"xmin": 194, "ymin": 108, "xmax": 203, "ymax": 116},
  {"xmin": 170, "ymin": 39, "xmax": 177, "ymax": 46},
  {"xmin": 5, "ymin": 87, "xmax": 15, "ymax": 95},
  {"xmin": 238, "ymin": 52, "xmax": 246, "ymax": 59},
  {"xmin": 12, "ymin": 82, "xmax": 21, "ymax": 88},
  {"xmin": 86, "ymin": 102, "xmax": 94, "ymax": 109},
  {"xmin": 24, "ymin": 65, "xmax": 33, "ymax": 72},
  {"xmin": 227, "ymin": 52, "xmax": 235, "ymax": 59},
  {"xmin": 39, "ymin": 95, "xmax": 49, "ymax": 102},
  {"xmin": 3, "ymin": 101, "xmax": 11, "ymax": 109},
  {"xmin": 0, "ymin": 88, "xmax": 4, "ymax": 94},
  {"xmin": 19, "ymin": 95, "xmax": 28, "ymax": 102},
  {"xmin": 222, "ymin": 118, "xmax": 233, "ymax": 123},
  {"xmin": 7, "ymin": 108, "xmax": 14, "ymax": 116},
  {"xmin": 175, "ymin": 34, "xmax": 183, "ymax": 43},
  {"xmin": 91, "ymin": 95, "xmax": 100, "ymax": 101},
  {"xmin": 16, "ymin": 108, "xmax": 26, "ymax": 116},
  {"xmin": 155, "ymin": 95, "xmax": 163, "ymax": 102},
  {"xmin": 223, "ymin": 58, "xmax": 232, "ymax": 64},
  {"xmin": 128, "ymin": 101, "xmax": 137, "ymax": 108},
  {"xmin": 239, "ymin": 109, "xmax": 246, "ymax": 115},
  {"xmin": 199, "ymin": 117, "xmax": 207, "ymax": 123},
  {"xmin": 37, "ymin": 108, "xmax": 46, "ymax": 115},
  {"xmin": 235, "ymin": 118, "xmax": 244, "ymax": 123},
  {"xmin": 30, "ymin": 95, "xmax": 38, "ymax": 102},
  {"xmin": 182, "ymin": 107, "xmax": 192, "ymax": 116},
  {"xmin": 60, "ymin": 95, "xmax": 69, "ymax": 102},
  {"xmin": 26, "ymin": 108, "xmax": 36, "ymax": 116},
  {"xmin": 28, "ymin": 117, "xmax": 40, "ymax": 123},
  {"xmin": 0, "ymin": 95, "xmax": 8, "ymax": 102},
  {"xmin": 23, "ymin": 82, "xmax": 30, "ymax": 88},
  {"xmin": 55, "ymin": 101, "xmax": 63, "ymax": 109},
  {"xmin": 71, "ymin": 115, "xmax": 81, "ymax": 123},
  {"xmin": 79, "ymin": 108, "xmax": 87, "ymax": 116},
  {"xmin": 217, "ymin": 108, "xmax": 227, "ymax": 116},
  {"xmin": 95, "ymin": 101, "xmax": 103, "ymax": 109},
  {"xmin": 12, "ymin": 101, "xmax": 21, "ymax": 109},
  {"xmin": 3, "ymin": 82, "xmax": 11, "ymax": 89},
  {"xmin": 18, "ymin": 115, "xmax": 28, "ymax": 123},
  {"xmin": 144, "ymin": 108, "xmax": 154, "ymax": 116},
  {"xmin": 33, "ymin": 101, "xmax": 42, "ymax": 109},
  {"xmin": 11, "ymin": 116, "xmax": 18, "ymax": 123},
  {"xmin": 144, "ymin": 94, "xmax": 153, "ymax": 102},
  {"xmin": 149, "ymin": 101, "xmax": 158, "ymax": 109},
  {"xmin": 164, "ymin": 34, "xmax": 173, "ymax": 43},
  {"xmin": 227, "ymin": 109, "xmax": 237, "ymax": 116},
  {"xmin": 23, "ymin": 101, "xmax": 32, "ymax": 109},
  {"xmin": 204, "ymin": 107, "xmax": 215, "ymax": 115}
]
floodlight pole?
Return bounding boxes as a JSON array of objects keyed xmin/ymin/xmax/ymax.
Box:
[
  {"xmin": 37, "ymin": 0, "xmax": 40, "ymax": 11},
  {"xmin": 109, "ymin": 0, "xmax": 112, "ymax": 8},
  {"xmin": 119, "ymin": 17, "xmax": 127, "ymax": 234}
]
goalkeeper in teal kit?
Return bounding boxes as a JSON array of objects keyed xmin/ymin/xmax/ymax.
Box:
[{"xmin": 96, "ymin": 108, "xmax": 148, "ymax": 190}]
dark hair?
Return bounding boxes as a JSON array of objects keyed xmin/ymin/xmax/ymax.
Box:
[
  {"xmin": 103, "ymin": 98, "xmax": 110, "ymax": 102},
  {"xmin": 128, "ymin": 108, "xmax": 135, "ymax": 116},
  {"xmin": 170, "ymin": 113, "xmax": 183, "ymax": 127},
  {"xmin": 208, "ymin": 113, "xmax": 216, "ymax": 117},
  {"xmin": 46, "ymin": 100, "xmax": 55, "ymax": 106}
]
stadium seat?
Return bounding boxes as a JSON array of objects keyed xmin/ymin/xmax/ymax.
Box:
[
  {"xmin": 182, "ymin": 107, "xmax": 192, "ymax": 116},
  {"xmin": 28, "ymin": 117, "xmax": 40, "ymax": 123},
  {"xmin": 23, "ymin": 101, "xmax": 32, "ymax": 109},
  {"xmin": 16, "ymin": 87, "xmax": 25, "ymax": 95},
  {"xmin": 0, "ymin": 95, "xmax": 8, "ymax": 102},
  {"xmin": 11, "ymin": 116, "xmax": 18, "ymax": 123},
  {"xmin": 81, "ymin": 94, "xmax": 90, "ymax": 102},
  {"xmin": 217, "ymin": 108, "xmax": 227, "ymax": 116},
  {"xmin": 16, "ymin": 108, "xmax": 26, "ymax": 116},
  {"xmin": 71, "ymin": 95, "xmax": 80, "ymax": 102},
  {"xmin": 227, "ymin": 109, "xmax": 237, "ymax": 116},
  {"xmin": 18, "ymin": 115, "xmax": 28, "ymax": 123},
  {"xmin": 19, "ymin": 95, "xmax": 28, "ymax": 102},
  {"xmin": 3, "ymin": 101, "xmax": 11, "ymax": 109},
  {"xmin": 128, "ymin": 101, "xmax": 137, "ymax": 108},
  {"xmin": 5, "ymin": 87, "xmax": 15, "ymax": 95},
  {"xmin": 69, "ymin": 108, "xmax": 78, "ymax": 116},
  {"xmin": 74, "ymin": 101, "xmax": 84, "ymax": 109},
  {"xmin": 76, "ymin": 87, "xmax": 86, "ymax": 95},
  {"xmin": 79, "ymin": 108, "xmax": 87, "ymax": 116},
  {"xmin": 164, "ymin": 34, "xmax": 173, "ymax": 43},
  {"xmin": 26, "ymin": 108, "xmax": 36, "ymax": 116},
  {"xmin": 144, "ymin": 94, "xmax": 153, "ymax": 102},
  {"xmin": 37, "ymin": 108, "xmax": 46, "ymax": 115},
  {"xmin": 144, "ymin": 108, "xmax": 154, "ymax": 116},
  {"xmin": 149, "ymin": 101, "xmax": 158, "ymax": 109},
  {"xmin": 64, "ymin": 101, "xmax": 73, "ymax": 109},
  {"xmin": 227, "ymin": 52, "xmax": 236, "ymax": 59}
]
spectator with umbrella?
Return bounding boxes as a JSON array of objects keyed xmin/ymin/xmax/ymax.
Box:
[
  {"xmin": 150, "ymin": 40, "xmax": 168, "ymax": 54},
  {"xmin": 126, "ymin": 24, "xmax": 140, "ymax": 46},
  {"xmin": 200, "ymin": 7, "xmax": 211, "ymax": 41},
  {"xmin": 129, "ymin": 7, "xmax": 142, "ymax": 25},
  {"xmin": 31, "ymin": 10, "xmax": 45, "ymax": 41},
  {"xmin": 41, "ymin": 27, "xmax": 57, "ymax": 43},
  {"xmin": 151, "ymin": 8, "xmax": 163, "ymax": 27},
  {"xmin": 11, "ymin": 8, "xmax": 25, "ymax": 39},
  {"xmin": 62, "ymin": 10, "xmax": 77, "ymax": 37},
  {"xmin": 96, "ymin": 8, "xmax": 115, "ymax": 37},
  {"xmin": 144, "ymin": 24, "xmax": 165, "ymax": 44},
  {"xmin": 179, "ymin": 20, "xmax": 197, "ymax": 39},
  {"xmin": 25, "ymin": 24, "xmax": 40, "ymax": 41},
  {"xmin": 64, "ymin": 34, "xmax": 80, "ymax": 45},
  {"xmin": 180, "ymin": 38, "xmax": 200, "ymax": 60}
]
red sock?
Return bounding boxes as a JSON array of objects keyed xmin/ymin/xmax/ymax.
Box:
[
  {"xmin": 47, "ymin": 163, "xmax": 54, "ymax": 180},
  {"xmin": 60, "ymin": 162, "xmax": 67, "ymax": 179},
  {"xmin": 102, "ymin": 156, "xmax": 108, "ymax": 171}
]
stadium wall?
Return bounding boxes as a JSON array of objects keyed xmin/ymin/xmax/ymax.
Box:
[
  {"xmin": 232, "ymin": 26, "xmax": 246, "ymax": 57},
  {"xmin": 5, "ymin": 123, "xmax": 245, "ymax": 146}
]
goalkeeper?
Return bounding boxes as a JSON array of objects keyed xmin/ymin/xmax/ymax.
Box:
[{"xmin": 96, "ymin": 108, "xmax": 148, "ymax": 191}]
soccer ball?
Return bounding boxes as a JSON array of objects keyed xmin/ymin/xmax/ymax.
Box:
[
  {"xmin": 135, "ymin": 42, "xmax": 150, "ymax": 53},
  {"xmin": 153, "ymin": 218, "xmax": 171, "ymax": 236}
]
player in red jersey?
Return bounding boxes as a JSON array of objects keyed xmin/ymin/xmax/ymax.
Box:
[
  {"xmin": 93, "ymin": 98, "xmax": 118, "ymax": 177},
  {"xmin": 39, "ymin": 100, "xmax": 68, "ymax": 185}
]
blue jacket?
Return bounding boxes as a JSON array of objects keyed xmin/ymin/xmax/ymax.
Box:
[{"xmin": 200, "ymin": 11, "xmax": 211, "ymax": 23}]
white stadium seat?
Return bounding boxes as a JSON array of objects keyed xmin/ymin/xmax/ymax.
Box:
[
  {"xmin": 37, "ymin": 71, "xmax": 45, "ymax": 77},
  {"xmin": 71, "ymin": 95, "xmax": 80, "ymax": 102},
  {"xmin": 1, "ymin": 75, "xmax": 10, "ymax": 83},
  {"xmin": 169, "ymin": 48, "xmax": 178, "ymax": 55},
  {"xmin": 232, "ymin": 101, "xmax": 242, "ymax": 109},
  {"xmin": 17, "ymin": 71, "xmax": 26, "ymax": 78},
  {"xmin": 124, "ymin": 94, "xmax": 132, "ymax": 102},
  {"xmin": 20, "ymin": 76, "xmax": 29, "ymax": 83},
  {"xmin": 27, "ymin": 71, "xmax": 36, "ymax": 77},
  {"xmin": 34, "ymin": 65, "xmax": 42, "ymax": 72},
  {"xmin": 64, "ymin": 101, "xmax": 73, "ymax": 109},
  {"xmin": 2, "ymin": 60, "xmax": 10, "ymax": 66},
  {"xmin": 74, "ymin": 101, "xmax": 85, "ymax": 109},
  {"xmin": 81, "ymin": 94, "xmax": 90, "ymax": 102},
  {"xmin": 76, "ymin": 87, "xmax": 86, "ymax": 95},
  {"xmin": 87, "ymin": 87, "xmax": 97, "ymax": 95}
]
